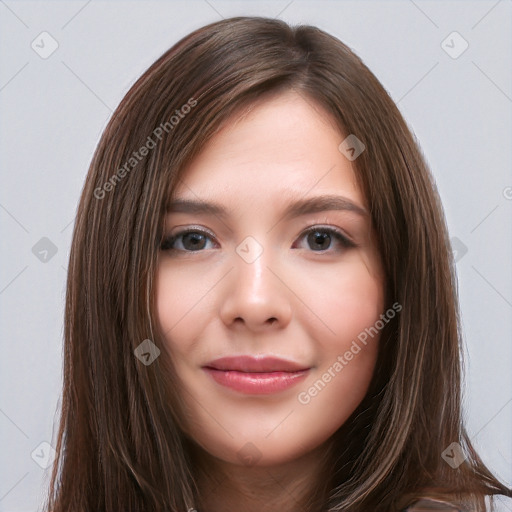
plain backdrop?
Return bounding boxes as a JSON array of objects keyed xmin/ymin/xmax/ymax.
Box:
[{"xmin": 0, "ymin": 1, "xmax": 511, "ymax": 510}]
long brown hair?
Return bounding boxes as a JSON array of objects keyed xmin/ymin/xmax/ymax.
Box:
[{"xmin": 44, "ymin": 16, "xmax": 511, "ymax": 512}]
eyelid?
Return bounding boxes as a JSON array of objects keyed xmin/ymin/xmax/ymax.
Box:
[
  {"xmin": 166, "ymin": 225, "xmax": 216, "ymax": 239},
  {"xmin": 300, "ymin": 223, "xmax": 354, "ymax": 243},
  {"xmin": 163, "ymin": 223, "xmax": 353, "ymax": 241}
]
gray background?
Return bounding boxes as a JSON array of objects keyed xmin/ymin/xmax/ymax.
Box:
[{"xmin": 1, "ymin": 0, "xmax": 511, "ymax": 510}]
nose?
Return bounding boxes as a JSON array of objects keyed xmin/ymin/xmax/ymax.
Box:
[{"xmin": 219, "ymin": 245, "xmax": 292, "ymax": 332}]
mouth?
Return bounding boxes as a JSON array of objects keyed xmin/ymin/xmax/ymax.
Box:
[{"xmin": 202, "ymin": 355, "xmax": 311, "ymax": 395}]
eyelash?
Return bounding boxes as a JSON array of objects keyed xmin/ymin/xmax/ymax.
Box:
[{"xmin": 160, "ymin": 225, "xmax": 356, "ymax": 253}]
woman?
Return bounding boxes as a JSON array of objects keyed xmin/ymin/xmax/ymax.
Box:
[{"xmin": 44, "ymin": 16, "xmax": 511, "ymax": 512}]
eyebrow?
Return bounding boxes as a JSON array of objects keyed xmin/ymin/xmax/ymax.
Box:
[{"xmin": 166, "ymin": 194, "xmax": 368, "ymax": 219}]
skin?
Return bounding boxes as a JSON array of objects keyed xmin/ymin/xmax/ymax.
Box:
[{"xmin": 155, "ymin": 90, "xmax": 385, "ymax": 511}]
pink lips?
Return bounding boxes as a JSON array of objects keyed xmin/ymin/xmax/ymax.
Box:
[{"xmin": 202, "ymin": 356, "xmax": 310, "ymax": 395}]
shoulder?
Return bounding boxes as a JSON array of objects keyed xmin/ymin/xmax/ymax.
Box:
[{"xmin": 402, "ymin": 498, "xmax": 463, "ymax": 511}]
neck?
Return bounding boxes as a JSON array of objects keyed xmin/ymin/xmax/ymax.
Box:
[{"xmin": 190, "ymin": 439, "xmax": 334, "ymax": 512}]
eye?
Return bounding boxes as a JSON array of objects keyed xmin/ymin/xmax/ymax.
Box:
[
  {"xmin": 160, "ymin": 228, "xmax": 216, "ymax": 252},
  {"xmin": 293, "ymin": 226, "xmax": 355, "ymax": 252},
  {"xmin": 160, "ymin": 225, "xmax": 356, "ymax": 253}
]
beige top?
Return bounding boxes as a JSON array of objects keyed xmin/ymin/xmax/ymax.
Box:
[{"xmin": 404, "ymin": 498, "xmax": 462, "ymax": 511}]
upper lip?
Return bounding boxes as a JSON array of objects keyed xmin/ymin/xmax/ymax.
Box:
[{"xmin": 203, "ymin": 356, "xmax": 310, "ymax": 373}]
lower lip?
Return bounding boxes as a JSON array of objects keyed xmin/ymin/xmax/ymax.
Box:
[{"xmin": 202, "ymin": 368, "xmax": 310, "ymax": 394}]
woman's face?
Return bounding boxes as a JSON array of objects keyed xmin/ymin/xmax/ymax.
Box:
[{"xmin": 155, "ymin": 90, "xmax": 385, "ymax": 466}]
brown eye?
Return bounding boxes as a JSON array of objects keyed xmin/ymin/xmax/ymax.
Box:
[
  {"xmin": 294, "ymin": 226, "xmax": 355, "ymax": 252},
  {"xmin": 161, "ymin": 229, "xmax": 215, "ymax": 252},
  {"xmin": 307, "ymin": 230, "xmax": 332, "ymax": 251}
]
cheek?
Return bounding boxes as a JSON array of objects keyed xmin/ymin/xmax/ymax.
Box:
[
  {"xmin": 295, "ymin": 254, "xmax": 384, "ymax": 407},
  {"xmin": 300, "ymin": 255, "xmax": 385, "ymax": 346},
  {"xmin": 155, "ymin": 264, "xmax": 213, "ymax": 360},
  {"xmin": 293, "ymin": 269, "xmax": 383, "ymax": 442}
]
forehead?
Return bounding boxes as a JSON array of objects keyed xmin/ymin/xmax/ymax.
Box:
[{"xmin": 172, "ymin": 90, "xmax": 364, "ymax": 207}]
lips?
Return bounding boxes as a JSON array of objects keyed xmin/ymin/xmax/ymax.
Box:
[
  {"xmin": 202, "ymin": 356, "xmax": 311, "ymax": 394},
  {"xmin": 204, "ymin": 355, "xmax": 309, "ymax": 373}
]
